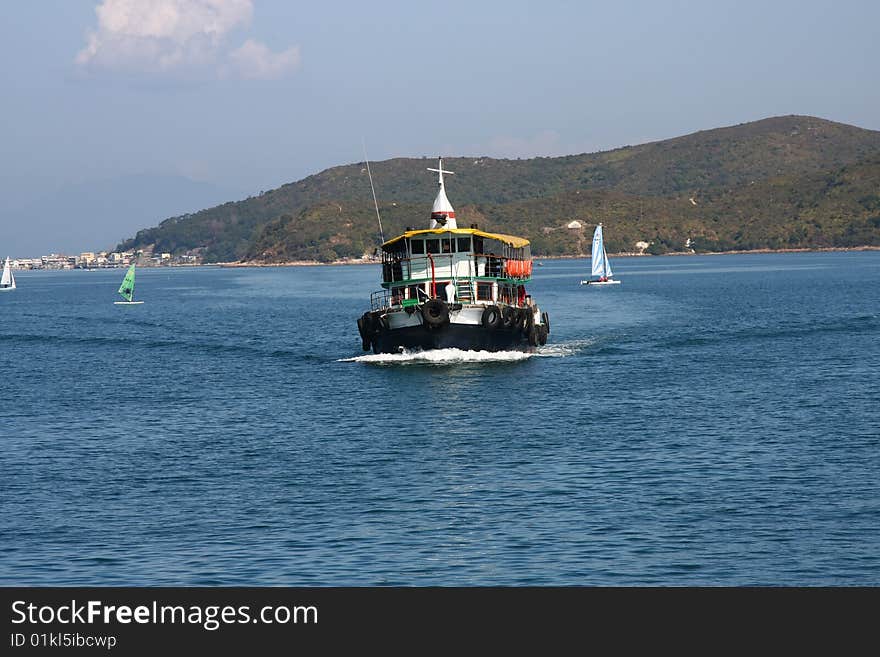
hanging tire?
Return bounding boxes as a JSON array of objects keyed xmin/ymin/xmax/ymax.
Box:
[
  {"xmin": 357, "ymin": 313, "xmax": 373, "ymax": 351},
  {"xmin": 521, "ymin": 308, "xmax": 534, "ymax": 336},
  {"xmin": 537, "ymin": 325, "xmax": 548, "ymax": 346},
  {"xmin": 421, "ymin": 299, "xmax": 450, "ymax": 329},
  {"xmin": 502, "ymin": 305, "xmax": 518, "ymax": 329},
  {"xmin": 527, "ymin": 325, "xmax": 539, "ymax": 347},
  {"xmin": 542, "ymin": 311, "xmax": 550, "ymax": 334},
  {"xmin": 481, "ymin": 305, "xmax": 502, "ymax": 330}
]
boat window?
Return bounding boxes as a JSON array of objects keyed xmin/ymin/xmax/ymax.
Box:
[
  {"xmin": 457, "ymin": 237, "xmax": 471, "ymax": 253},
  {"xmin": 426, "ymin": 239, "xmax": 440, "ymax": 254},
  {"xmin": 407, "ymin": 284, "xmax": 423, "ymax": 300},
  {"xmin": 442, "ymin": 238, "xmax": 452, "ymax": 253},
  {"xmin": 410, "ymin": 239, "xmax": 425, "ymax": 255},
  {"xmin": 485, "ymin": 239, "xmax": 503, "ymax": 256},
  {"xmin": 473, "ymin": 236, "xmax": 484, "ymax": 254},
  {"xmin": 476, "ymin": 282, "xmax": 493, "ymax": 301}
]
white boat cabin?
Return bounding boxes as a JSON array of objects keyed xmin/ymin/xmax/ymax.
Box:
[{"xmin": 378, "ymin": 227, "xmax": 533, "ymax": 310}]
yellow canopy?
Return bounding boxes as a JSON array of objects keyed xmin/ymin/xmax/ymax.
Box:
[{"xmin": 382, "ymin": 227, "xmax": 530, "ymax": 250}]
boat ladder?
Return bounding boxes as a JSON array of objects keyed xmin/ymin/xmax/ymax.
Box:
[{"xmin": 455, "ymin": 280, "xmax": 473, "ymax": 304}]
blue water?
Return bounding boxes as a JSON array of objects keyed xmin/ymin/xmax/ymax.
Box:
[{"xmin": 1, "ymin": 252, "xmax": 879, "ymax": 585}]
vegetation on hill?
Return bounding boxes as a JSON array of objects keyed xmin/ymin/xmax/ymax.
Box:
[
  {"xmin": 117, "ymin": 116, "xmax": 880, "ymax": 261},
  {"xmin": 470, "ymin": 154, "xmax": 880, "ymax": 256}
]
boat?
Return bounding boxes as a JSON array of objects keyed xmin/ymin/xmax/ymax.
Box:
[
  {"xmin": 580, "ymin": 223, "xmax": 620, "ymax": 285},
  {"xmin": 0, "ymin": 257, "xmax": 16, "ymax": 291},
  {"xmin": 356, "ymin": 158, "xmax": 550, "ymax": 354},
  {"xmin": 113, "ymin": 263, "xmax": 144, "ymax": 305}
]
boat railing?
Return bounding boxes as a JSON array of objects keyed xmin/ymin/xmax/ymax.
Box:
[{"xmin": 370, "ymin": 289, "xmax": 393, "ymax": 311}]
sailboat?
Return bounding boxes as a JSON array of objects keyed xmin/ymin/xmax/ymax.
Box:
[
  {"xmin": 580, "ymin": 223, "xmax": 620, "ymax": 285},
  {"xmin": 0, "ymin": 257, "xmax": 16, "ymax": 292},
  {"xmin": 114, "ymin": 263, "xmax": 144, "ymax": 305}
]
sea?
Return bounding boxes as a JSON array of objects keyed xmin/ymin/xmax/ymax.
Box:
[{"xmin": 1, "ymin": 251, "xmax": 878, "ymax": 585}]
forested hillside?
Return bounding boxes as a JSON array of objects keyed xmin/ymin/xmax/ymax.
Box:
[{"xmin": 118, "ymin": 116, "xmax": 880, "ymax": 261}]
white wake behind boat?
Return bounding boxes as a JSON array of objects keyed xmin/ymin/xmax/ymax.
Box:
[
  {"xmin": 113, "ymin": 263, "xmax": 144, "ymax": 305},
  {"xmin": 0, "ymin": 257, "xmax": 16, "ymax": 291},
  {"xmin": 580, "ymin": 223, "xmax": 620, "ymax": 286}
]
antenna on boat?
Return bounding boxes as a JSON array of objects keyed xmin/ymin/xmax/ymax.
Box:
[{"xmin": 362, "ymin": 139, "xmax": 385, "ymax": 245}]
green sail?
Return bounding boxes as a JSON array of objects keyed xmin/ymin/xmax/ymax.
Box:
[{"xmin": 117, "ymin": 264, "xmax": 136, "ymax": 302}]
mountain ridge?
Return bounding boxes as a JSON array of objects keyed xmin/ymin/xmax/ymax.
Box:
[{"xmin": 117, "ymin": 115, "xmax": 880, "ymax": 261}]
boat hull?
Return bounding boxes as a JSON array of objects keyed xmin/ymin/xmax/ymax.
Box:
[
  {"xmin": 580, "ymin": 280, "xmax": 620, "ymax": 286},
  {"xmin": 371, "ymin": 322, "xmax": 532, "ymax": 354},
  {"xmin": 113, "ymin": 301, "xmax": 145, "ymax": 305},
  {"xmin": 359, "ymin": 303, "xmax": 549, "ymax": 355}
]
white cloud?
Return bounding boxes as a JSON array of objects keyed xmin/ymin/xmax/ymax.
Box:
[{"xmin": 76, "ymin": 0, "xmax": 300, "ymax": 79}]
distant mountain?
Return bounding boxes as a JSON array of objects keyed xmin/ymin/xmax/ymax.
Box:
[
  {"xmin": 7, "ymin": 174, "xmax": 237, "ymax": 257},
  {"xmin": 118, "ymin": 116, "xmax": 880, "ymax": 261}
]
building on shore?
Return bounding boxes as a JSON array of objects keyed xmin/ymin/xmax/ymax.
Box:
[{"xmin": 10, "ymin": 248, "xmax": 203, "ymax": 269}]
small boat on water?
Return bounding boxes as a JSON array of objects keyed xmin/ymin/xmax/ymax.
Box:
[
  {"xmin": 114, "ymin": 263, "xmax": 144, "ymax": 305},
  {"xmin": 0, "ymin": 257, "xmax": 16, "ymax": 292},
  {"xmin": 356, "ymin": 158, "xmax": 550, "ymax": 354},
  {"xmin": 580, "ymin": 223, "xmax": 620, "ymax": 286}
]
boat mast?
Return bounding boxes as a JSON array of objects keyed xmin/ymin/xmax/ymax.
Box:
[{"xmin": 362, "ymin": 140, "xmax": 385, "ymax": 244}]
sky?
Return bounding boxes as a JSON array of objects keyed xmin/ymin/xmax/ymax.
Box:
[{"xmin": 1, "ymin": 0, "xmax": 879, "ymax": 256}]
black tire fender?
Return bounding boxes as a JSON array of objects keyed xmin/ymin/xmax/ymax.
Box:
[
  {"xmin": 421, "ymin": 299, "xmax": 450, "ymax": 328},
  {"xmin": 481, "ymin": 305, "xmax": 502, "ymax": 330},
  {"xmin": 537, "ymin": 325, "xmax": 548, "ymax": 346},
  {"xmin": 528, "ymin": 325, "xmax": 539, "ymax": 347},
  {"xmin": 522, "ymin": 308, "xmax": 534, "ymax": 335},
  {"xmin": 357, "ymin": 312, "xmax": 373, "ymax": 351},
  {"xmin": 502, "ymin": 305, "xmax": 518, "ymax": 329},
  {"xmin": 358, "ymin": 312, "xmax": 374, "ymax": 336}
]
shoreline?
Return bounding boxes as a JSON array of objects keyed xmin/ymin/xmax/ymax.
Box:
[
  {"xmin": 216, "ymin": 245, "xmax": 880, "ymax": 268},
  {"xmin": 12, "ymin": 245, "xmax": 879, "ymax": 271}
]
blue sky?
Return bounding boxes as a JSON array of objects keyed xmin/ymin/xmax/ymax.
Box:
[{"xmin": 2, "ymin": 0, "xmax": 879, "ymax": 255}]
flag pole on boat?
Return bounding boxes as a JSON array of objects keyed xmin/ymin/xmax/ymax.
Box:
[{"xmin": 362, "ymin": 139, "xmax": 385, "ymax": 245}]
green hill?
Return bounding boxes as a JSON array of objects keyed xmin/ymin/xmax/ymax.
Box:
[
  {"xmin": 460, "ymin": 154, "xmax": 880, "ymax": 256},
  {"xmin": 117, "ymin": 115, "xmax": 880, "ymax": 261}
]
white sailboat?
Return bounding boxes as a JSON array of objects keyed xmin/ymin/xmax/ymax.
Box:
[
  {"xmin": 580, "ymin": 224, "xmax": 620, "ymax": 285},
  {"xmin": 0, "ymin": 257, "xmax": 16, "ymax": 291}
]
